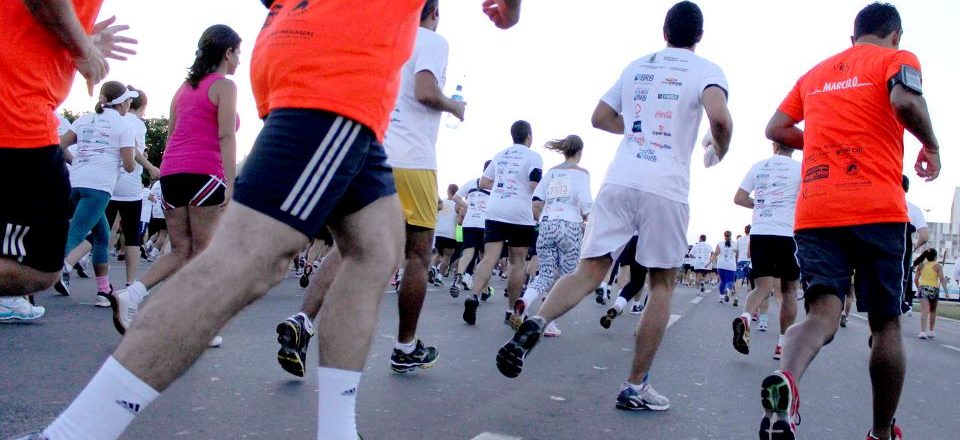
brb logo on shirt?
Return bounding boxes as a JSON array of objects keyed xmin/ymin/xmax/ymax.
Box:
[{"xmin": 634, "ymin": 74, "xmax": 655, "ymax": 83}]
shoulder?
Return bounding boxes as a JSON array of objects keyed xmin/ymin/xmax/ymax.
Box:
[{"xmin": 211, "ymin": 77, "xmax": 238, "ymax": 94}]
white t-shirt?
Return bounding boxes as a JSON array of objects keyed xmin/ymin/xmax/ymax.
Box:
[
  {"xmin": 533, "ymin": 166, "xmax": 592, "ymax": 224},
  {"xmin": 112, "ymin": 114, "xmax": 148, "ymax": 201},
  {"xmin": 436, "ymin": 198, "xmax": 457, "ymax": 239},
  {"xmin": 483, "ymin": 144, "xmax": 544, "ymax": 226},
  {"xmin": 683, "ymin": 255, "xmax": 694, "ymax": 266},
  {"xmin": 456, "ymin": 178, "xmax": 490, "ymax": 229},
  {"xmin": 739, "ymin": 155, "xmax": 802, "ymax": 237},
  {"xmin": 56, "ymin": 112, "xmax": 71, "ymax": 136},
  {"xmin": 736, "ymin": 235, "xmax": 751, "ymax": 263},
  {"xmin": 906, "ymin": 202, "xmax": 927, "ymax": 231},
  {"xmin": 715, "ymin": 241, "xmax": 738, "ymax": 271},
  {"xmin": 68, "ymin": 108, "xmax": 135, "ymax": 195},
  {"xmin": 140, "ymin": 188, "xmax": 153, "ymax": 222},
  {"xmin": 383, "ymin": 27, "xmax": 449, "ymax": 170},
  {"xmin": 600, "ymin": 48, "xmax": 728, "ymax": 204},
  {"xmin": 150, "ymin": 181, "xmax": 165, "ymax": 219},
  {"xmin": 691, "ymin": 241, "xmax": 713, "ymax": 270}
]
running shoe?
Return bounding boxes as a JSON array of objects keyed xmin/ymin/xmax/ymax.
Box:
[
  {"xmin": 759, "ymin": 370, "xmax": 800, "ymax": 440},
  {"xmin": 510, "ymin": 299, "xmax": 526, "ymax": 330},
  {"xmin": 108, "ymin": 287, "xmax": 143, "ymax": 335},
  {"xmin": 773, "ymin": 345, "xmax": 782, "ymax": 361},
  {"xmin": 428, "ymin": 267, "xmax": 437, "ymax": 285},
  {"xmin": 600, "ymin": 306, "xmax": 619, "ymax": 329},
  {"xmin": 758, "ymin": 321, "xmax": 768, "ymax": 332},
  {"xmin": 390, "ymin": 339, "xmax": 438, "ymax": 373},
  {"xmin": 276, "ymin": 314, "xmax": 315, "ymax": 377},
  {"xmin": 918, "ymin": 332, "xmax": 927, "ymax": 340},
  {"xmin": 117, "ymin": 253, "xmax": 126, "ymax": 262},
  {"xmin": 496, "ymin": 317, "xmax": 545, "ymax": 378},
  {"xmin": 724, "ymin": 294, "xmax": 730, "ymax": 303},
  {"xmin": 54, "ymin": 270, "xmax": 70, "ymax": 296},
  {"xmin": 733, "ymin": 298, "xmax": 739, "ymax": 307},
  {"xmin": 595, "ymin": 287, "xmax": 606, "ymax": 305},
  {"xmin": 615, "ymin": 382, "xmax": 670, "ymax": 411},
  {"xmin": 719, "ymin": 296, "xmax": 725, "ymax": 303},
  {"xmin": 450, "ymin": 274, "xmax": 462, "ymax": 298},
  {"xmin": 73, "ymin": 262, "xmax": 89, "ymax": 278},
  {"xmin": 462, "ymin": 273, "xmax": 474, "ymax": 290},
  {"xmin": 432, "ymin": 274, "xmax": 443, "ymax": 287},
  {"xmin": 700, "ymin": 282, "xmax": 705, "ymax": 293},
  {"xmin": 299, "ymin": 265, "xmax": 312, "ymax": 288},
  {"xmin": 543, "ymin": 321, "xmax": 561, "ymax": 337},
  {"xmin": 866, "ymin": 419, "xmax": 903, "ymax": 440},
  {"xmin": 732, "ymin": 315, "xmax": 751, "ymax": 355},
  {"xmin": 95, "ymin": 291, "xmax": 112, "ymax": 308},
  {"xmin": 462, "ymin": 294, "xmax": 479, "ymax": 325},
  {"xmin": 503, "ymin": 311, "xmax": 513, "ymax": 326},
  {"xmin": 630, "ymin": 302, "xmax": 643, "ymax": 315},
  {"xmin": 752, "ymin": 311, "xmax": 760, "ymax": 321},
  {"xmin": 481, "ymin": 286, "xmax": 493, "ymax": 301},
  {"xmin": 928, "ymin": 332, "xmax": 936, "ymax": 339},
  {"xmin": 0, "ymin": 297, "xmax": 45, "ymax": 321},
  {"xmin": 140, "ymin": 246, "xmax": 149, "ymax": 260},
  {"xmin": 840, "ymin": 314, "xmax": 848, "ymax": 328},
  {"xmin": 209, "ymin": 335, "xmax": 224, "ymax": 347}
]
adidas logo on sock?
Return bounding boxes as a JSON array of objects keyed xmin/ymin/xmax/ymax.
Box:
[
  {"xmin": 116, "ymin": 399, "xmax": 142, "ymax": 414},
  {"xmin": 341, "ymin": 387, "xmax": 357, "ymax": 397}
]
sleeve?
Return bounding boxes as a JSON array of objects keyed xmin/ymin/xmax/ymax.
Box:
[
  {"xmin": 600, "ymin": 75, "xmax": 623, "ymax": 113},
  {"xmin": 777, "ymin": 78, "xmax": 805, "ymax": 122},
  {"xmin": 908, "ymin": 204, "xmax": 927, "ymax": 229},
  {"xmin": 532, "ymin": 172, "xmax": 548, "ymax": 201},
  {"xmin": 528, "ymin": 153, "xmax": 544, "ymax": 183},
  {"xmin": 739, "ymin": 164, "xmax": 757, "ymax": 192},
  {"xmin": 119, "ymin": 123, "xmax": 135, "ymax": 149},
  {"xmin": 698, "ymin": 62, "xmax": 729, "ymax": 99},
  {"xmin": 579, "ymin": 173, "xmax": 593, "ymax": 215},
  {"xmin": 483, "ymin": 157, "xmax": 496, "ymax": 180},
  {"xmin": 69, "ymin": 116, "xmax": 84, "ymax": 135},
  {"xmin": 456, "ymin": 181, "xmax": 471, "ymax": 198},
  {"xmin": 954, "ymin": 257, "xmax": 960, "ymax": 279},
  {"xmin": 886, "ymin": 50, "xmax": 922, "ymax": 82},
  {"xmin": 413, "ymin": 34, "xmax": 450, "ymax": 82}
]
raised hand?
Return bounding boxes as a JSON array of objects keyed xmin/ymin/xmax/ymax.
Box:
[
  {"xmin": 90, "ymin": 16, "xmax": 137, "ymax": 61},
  {"xmin": 482, "ymin": 0, "xmax": 521, "ymax": 29}
]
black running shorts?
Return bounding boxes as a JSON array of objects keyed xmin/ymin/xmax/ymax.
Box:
[
  {"xmin": 234, "ymin": 109, "xmax": 396, "ymax": 239},
  {"xmin": 0, "ymin": 145, "xmax": 71, "ymax": 273},
  {"xmin": 435, "ymin": 236, "xmax": 459, "ymax": 252},
  {"xmin": 749, "ymin": 235, "xmax": 800, "ymax": 282},
  {"xmin": 160, "ymin": 173, "xmax": 226, "ymax": 208},
  {"xmin": 484, "ymin": 220, "xmax": 537, "ymax": 248},
  {"xmin": 796, "ymin": 223, "xmax": 907, "ymax": 319},
  {"xmin": 105, "ymin": 200, "xmax": 144, "ymax": 246},
  {"xmin": 462, "ymin": 227, "xmax": 485, "ymax": 251}
]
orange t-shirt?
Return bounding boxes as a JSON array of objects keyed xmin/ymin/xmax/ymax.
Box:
[
  {"xmin": 251, "ymin": 0, "xmax": 422, "ymax": 142},
  {"xmin": 0, "ymin": 0, "xmax": 103, "ymax": 148},
  {"xmin": 779, "ymin": 44, "xmax": 920, "ymax": 231}
]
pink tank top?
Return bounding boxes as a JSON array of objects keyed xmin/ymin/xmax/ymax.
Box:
[{"xmin": 160, "ymin": 73, "xmax": 239, "ymax": 179}]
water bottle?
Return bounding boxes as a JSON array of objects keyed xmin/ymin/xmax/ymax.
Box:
[{"xmin": 446, "ymin": 83, "xmax": 464, "ymax": 129}]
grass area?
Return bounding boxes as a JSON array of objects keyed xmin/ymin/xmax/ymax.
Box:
[{"xmin": 932, "ymin": 299, "xmax": 960, "ymax": 321}]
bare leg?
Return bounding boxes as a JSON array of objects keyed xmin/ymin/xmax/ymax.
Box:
[
  {"xmin": 473, "ymin": 241, "xmax": 505, "ymax": 294},
  {"xmin": 920, "ymin": 300, "xmax": 929, "ymax": 333},
  {"xmin": 929, "ymin": 300, "xmax": 938, "ymax": 333},
  {"xmin": 65, "ymin": 240, "xmax": 93, "ymax": 267},
  {"xmin": 0, "ymin": 259, "xmax": 59, "ymax": 296},
  {"xmin": 457, "ymin": 248, "xmax": 475, "ymax": 275},
  {"xmin": 779, "ymin": 293, "xmax": 843, "ymax": 381},
  {"xmin": 301, "ymin": 248, "xmax": 342, "ymax": 319},
  {"xmin": 397, "ymin": 229, "xmax": 433, "ymax": 344},
  {"xmin": 779, "ymin": 280, "xmax": 798, "ymax": 336},
  {"xmin": 536, "ymin": 257, "xmax": 611, "ymax": 322},
  {"xmin": 505, "ymin": 247, "xmax": 527, "ymax": 309},
  {"xmin": 627, "ymin": 268, "xmax": 678, "ymax": 383},
  {"xmin": 743, "ymin": 277, "xmax": 775, "ymax": 315},
  {"xmin": 867, "ymin": 313, "xmax": 905, "ymax": 439},
  {"xmin": 139, "ymin": 208, "xmax": 193, "ymax": 289}
]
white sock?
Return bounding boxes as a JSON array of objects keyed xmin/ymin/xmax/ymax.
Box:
[
  {"xmin": 395, "ymin": 339, "xmax": 417, "ymax": 355},
  {"xmin": 600, "ymin": 282, "xmax": 608, "ymax": 290},
  {"xmin": 63, "ymin": 261, "xmax": 72, "ymax": 274},
  {"xmin": 128, "ymin": 281, "xmax": 149, "ymax": 303},
  {"xmin": 521, "ymin": 287, "xmax": 538, "ymax": 306},
  {"xmin": 44, "ymin": 356, "xmax": 158, "ymax": 440},
  {"xmin": 778, "ymin": 334, "xmax": 785, "ymax": 346},
  {"xmin": 317, "ymin": 367, "xmax": 361, "ymax": 440},
  {"xmin": 740, "ymin": 312, "xmax": 751, "ymax": 321},
  {"xmin": 298, "ymin": 312, "xmax": 315, "ymax": 335},
  {"xmin": 614, "ymin": 296, "xmax": 628, "ymax": 311}
]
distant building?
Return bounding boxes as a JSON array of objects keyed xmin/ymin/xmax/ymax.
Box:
[{"xmin": 921, "ymin": 187, "xmax": 960, "ymax": 263}]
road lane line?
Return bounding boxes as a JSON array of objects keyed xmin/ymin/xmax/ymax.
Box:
[
  {"xmin": 472, "ymin": 433, "xmax": 522, "ymax": 440},
  {"xmin": 667, "ymin": 314, "xmax": 682, "ymax": 328},
  {"xmin": 691, "ymin": 296, "xmax": 703, "ymax": 304},
  {"xmin": 941, "ymin": 344, "xmax": 960, "ymax": 353}
]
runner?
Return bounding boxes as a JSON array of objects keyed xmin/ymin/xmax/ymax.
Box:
[
  {"xmin": 462, "ymin": 120, "xmax": 543, "ymax": 326},
  {"xmin": 915, "ymin": 249, "xmax": 947, "ymax": 340},
  {"xmin": 451, "ymin": 161, "xmax": 493, "ymax": 298},
  {"xmin": 759, "ymin": 4, "xmax": 939, "ymax": 439},
  {"xmin": 513, "ymin": 135, "xmax": 592, "ymax": 336},
  {"xmin": 600, "ymin": 236, "xmax": 650, "ymax": 329},
  {"xmin": 431, "ymin": 184, "xmax": 461, "ymax": 286},
  {"xmin": 735, "ymin": 224, "xmax": 752, "ymax": 305},
  {"xmin": 274, "ymin": 0, "xmax": 466, "ymax": 377},
  {"xmin": 711, "ymin": 230, "xmax": 738, "ymax": 304},
  {"xmin": 691, "ymin": 234, "xmax": 712, "ymax": 293},
  {"xmin": 900, "ymin": 175, "xmax": 928, "ymax": 317},
  {"xmin": 496, "ymin": 1, "xmax": 733, "ymax": 414},
  {"xmin": 110, "ymin": 25, "xmax": 240, "ymax": 346},
  {"xmin": 57, "ymin": 81, "xmax": 138, "ymax": 306},
  {"xmin": 144, "ymin": 180, "xmax": 167, "ymax": 261},
  {"xmin": 730, "ymin": 141, "xmax": 801, "ymax": 361}
]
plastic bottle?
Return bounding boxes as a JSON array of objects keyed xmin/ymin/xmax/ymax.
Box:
[{"xmin": 446, "ymin": 83, "xmax": 464, "ymax": 129}]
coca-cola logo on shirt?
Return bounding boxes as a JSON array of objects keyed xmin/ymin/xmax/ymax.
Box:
[{"xmin": 655, "ymin": 110, "xmax": 673, "ymax": 120}]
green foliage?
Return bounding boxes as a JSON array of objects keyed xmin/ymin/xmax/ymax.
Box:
[
  {"xmin": 144, "ymin": 116, "xmax": 169, "ymax": 167},
  {"xmin": 60, "ymin": 109, "xmax": 85, "ymax": 123}
]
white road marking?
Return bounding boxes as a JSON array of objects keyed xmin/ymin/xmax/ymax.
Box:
[
  {"xmin": 667, "ymin": 314, "xmax": 682, "ymax": 328},
  {"xmin": 691, "ymin": 296, "xmax": 703, "ymax": 304},
  {"xmin": 851, "ymin": 313, "xmax": 867, "ymax": 321},
  {"xmin": 941, "ymin": 344, "xmax": 960, "ymax": 353},
  {"xmin": 472, "ymin": 433, "xmax": 522, "ymax": 440}
]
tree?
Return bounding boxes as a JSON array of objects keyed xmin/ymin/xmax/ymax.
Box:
[
  {"xmin": 60, "ymin": 109, "xmax": 85, "ymax": 123},
  {"xmin": 144, "ymin": 116, "xmax": 169, "ymax": 167}
]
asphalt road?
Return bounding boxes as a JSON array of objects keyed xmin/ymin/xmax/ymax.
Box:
[{"xmin": 3, "ymin": 262, "xmax": 960, "ymax": 440}]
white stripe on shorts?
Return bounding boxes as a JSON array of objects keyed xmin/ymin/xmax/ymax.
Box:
[{"xmin": 280, "ymin": 116, "xmax": 346, "ymax": 214}]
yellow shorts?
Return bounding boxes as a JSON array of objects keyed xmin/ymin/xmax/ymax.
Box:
[{"xmin": 393, "ymin": 168, "xmax": 438, "ymax": 229}]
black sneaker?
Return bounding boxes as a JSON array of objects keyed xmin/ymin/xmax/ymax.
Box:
[
  {"xmin": 117, "ymin": 253, "xmax": 126, "ymax": 262},
  {"xmin": 480, "ymin": 286, "xmax": 492, "ymax": 302},
  {"xmin": 390, "ymin": 339, "xmax": 438, "ymax": 373},
  {"xmin": 595, "ymin": 287, "xmax": 606, "ymax": 305},
  {"xmin": 428, "ymin": 267, "xmax": 437, "ymax": 286},
  {"xmin": 496, "ymin": 317, "xmax": 545, "ymax": 378},
  {"xmin": 140, "ymin": 246, "xmax": 149, "ymax": 260},
  {"xmin": 600, "ymin": 306, "xmax": 619, "ymax": 329},
  {"xmin": 73, "ymin": 263, "xmax": 89, "ymax": 278},
  {"xmin": 450, "ymin": 274, "xmax": 462, "ymax": 298},
  {"xmin": 299, "ymin": 265, "xmax": 312, "ymax": 288},
  {"xmin": 54, "ymin": 271, "xmax": 70, "ymax": 296},
  {"xmin": 463, "ymin": 294, "xmax": 479, "ymax": 325},
  {"xmin": 276, "ymin": 314, "xmax": 314, "ymax": 377}
]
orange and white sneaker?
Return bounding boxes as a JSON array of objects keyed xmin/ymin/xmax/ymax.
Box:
[{"xmin": 759, "ymin": 370, "xmax": 800, "ymax": 440}]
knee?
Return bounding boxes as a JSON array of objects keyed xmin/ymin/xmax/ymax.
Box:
[{"xmin": 30, "ymin": 271, "xmax": 61, "ymax": 293}]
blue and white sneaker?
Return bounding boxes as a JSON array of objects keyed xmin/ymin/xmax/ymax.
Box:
[
  {"xmin": 615, "ymin": 381, "xmax": 670, "ymax": 411},
  {"xmin": 0, "ymin": 297, "xmax": 45, "ymax": 321}
]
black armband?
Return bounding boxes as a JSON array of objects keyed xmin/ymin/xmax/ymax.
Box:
[
  {"xmin": 529, "ymin": 168, "xmax": 542, "ymax": 183},
  {"xmin": 888, "ymin": 65, "xmax": 922, "ymax": 95}
]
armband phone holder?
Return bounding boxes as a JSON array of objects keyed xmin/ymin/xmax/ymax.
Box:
[{"xmin": 889, "ymin": 65, "xmax": 922, "ymax": 95}]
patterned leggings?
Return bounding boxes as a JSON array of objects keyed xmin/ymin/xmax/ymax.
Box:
[{"xmin": 528, "ymin": 219, "xmax": 583, "ymax": 300}]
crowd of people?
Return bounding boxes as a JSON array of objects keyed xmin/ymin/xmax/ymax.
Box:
[{"xmin": 0, "ymin": 1, "xmax": 949, "ymax": 439}]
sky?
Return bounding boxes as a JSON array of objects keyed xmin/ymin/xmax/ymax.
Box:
[{"xmin": 59, "ymin": 0, "xmax": 960, "ymax": 243}]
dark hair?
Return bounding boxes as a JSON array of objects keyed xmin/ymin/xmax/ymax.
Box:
[
  {"xmin": 127, "ymin": 85, "xmax": 147, "ymax": 111},
  {"xmin": 421, "ymin": 0, "xmax": 439, "ymax": 21},
  {"xmin": 511, "ymin": 120, "xmax": 532, "ymax": 144},
  {"xmin": 745, "ymin": 224, "xmax": 751, "ymax": 233},
  {"xmin": 854, "ymin": 2, "xmax": 901, "ymax": 40},
  {"xmin": 926, "ymin": 248, "xmax": 938, "ymax": 262},
  {"xmin": 483, "ymin": 160, "xmax": 492, "ymax": 173},
  {"xmin": 724, "ymin": 230, "xmax": 732, "ymax": 247},
  {"xmin": 544, "ymin": 135, "xmax": 584, "ymax": 158},
  {"xmin": 447, "ymin": 183, "xmax": 458, "ymax": 196},
  {"xmin": 187, "ymin": 25, "xmax": 241, "ymax": 89},
  {"xmin": 95, "ymin": 81, "xmax": 128, "ymax": 114},
  {"xmin": 902, "ymin": 174, "xmax": 910, "ymax": 192},
  {"xmin": 699, "ymin": 234, "xmax": 706, "ymax": 242},
  {"xmin": 663, "ymin": 1, "xmax": 703, "ymax": 48}
]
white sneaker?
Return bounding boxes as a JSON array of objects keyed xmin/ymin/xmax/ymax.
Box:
[
  {"xmin": 544, "ymin": 321, "xmax": 562, "ymax": 337},
  {"xmin": 209, "ymin": 335, "xmax": 224, "ymax": 347},
  {"xmin": 918, "ymin": 332, "xmax": 928, "ymax": 339},
  {"xmin": 463, "ymin": 273, "xmax": 474, "ymax": 290},
  {"xmin": 109, "ymin": 288, "xmax": 144, "ymax": 335},
  {"xmin": 758, "ymin": 321, "xmax": 768, "ymax": 332},
  {"xmin": 928, "ymin": 332, "xmax": 936, "ymax": 339},
  {"xmin": 0, "ymin": 296, "xmax": 45, "ymax": 321},
  {"xmin": 630, "ymin": 302, "xmax": 643, "ymax": 315}
]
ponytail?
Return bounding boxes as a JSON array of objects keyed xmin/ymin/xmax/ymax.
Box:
[
  {"xmin": 95, "ymin": 81, "xmax": 128, "ymax": 114},
  {"xmin": 544, "ymin": 134, "xmax": 584, "ymax": 158},
  {"xmin": 187, "ymin": 24, "xmax": 241, "ymax": 88}
]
